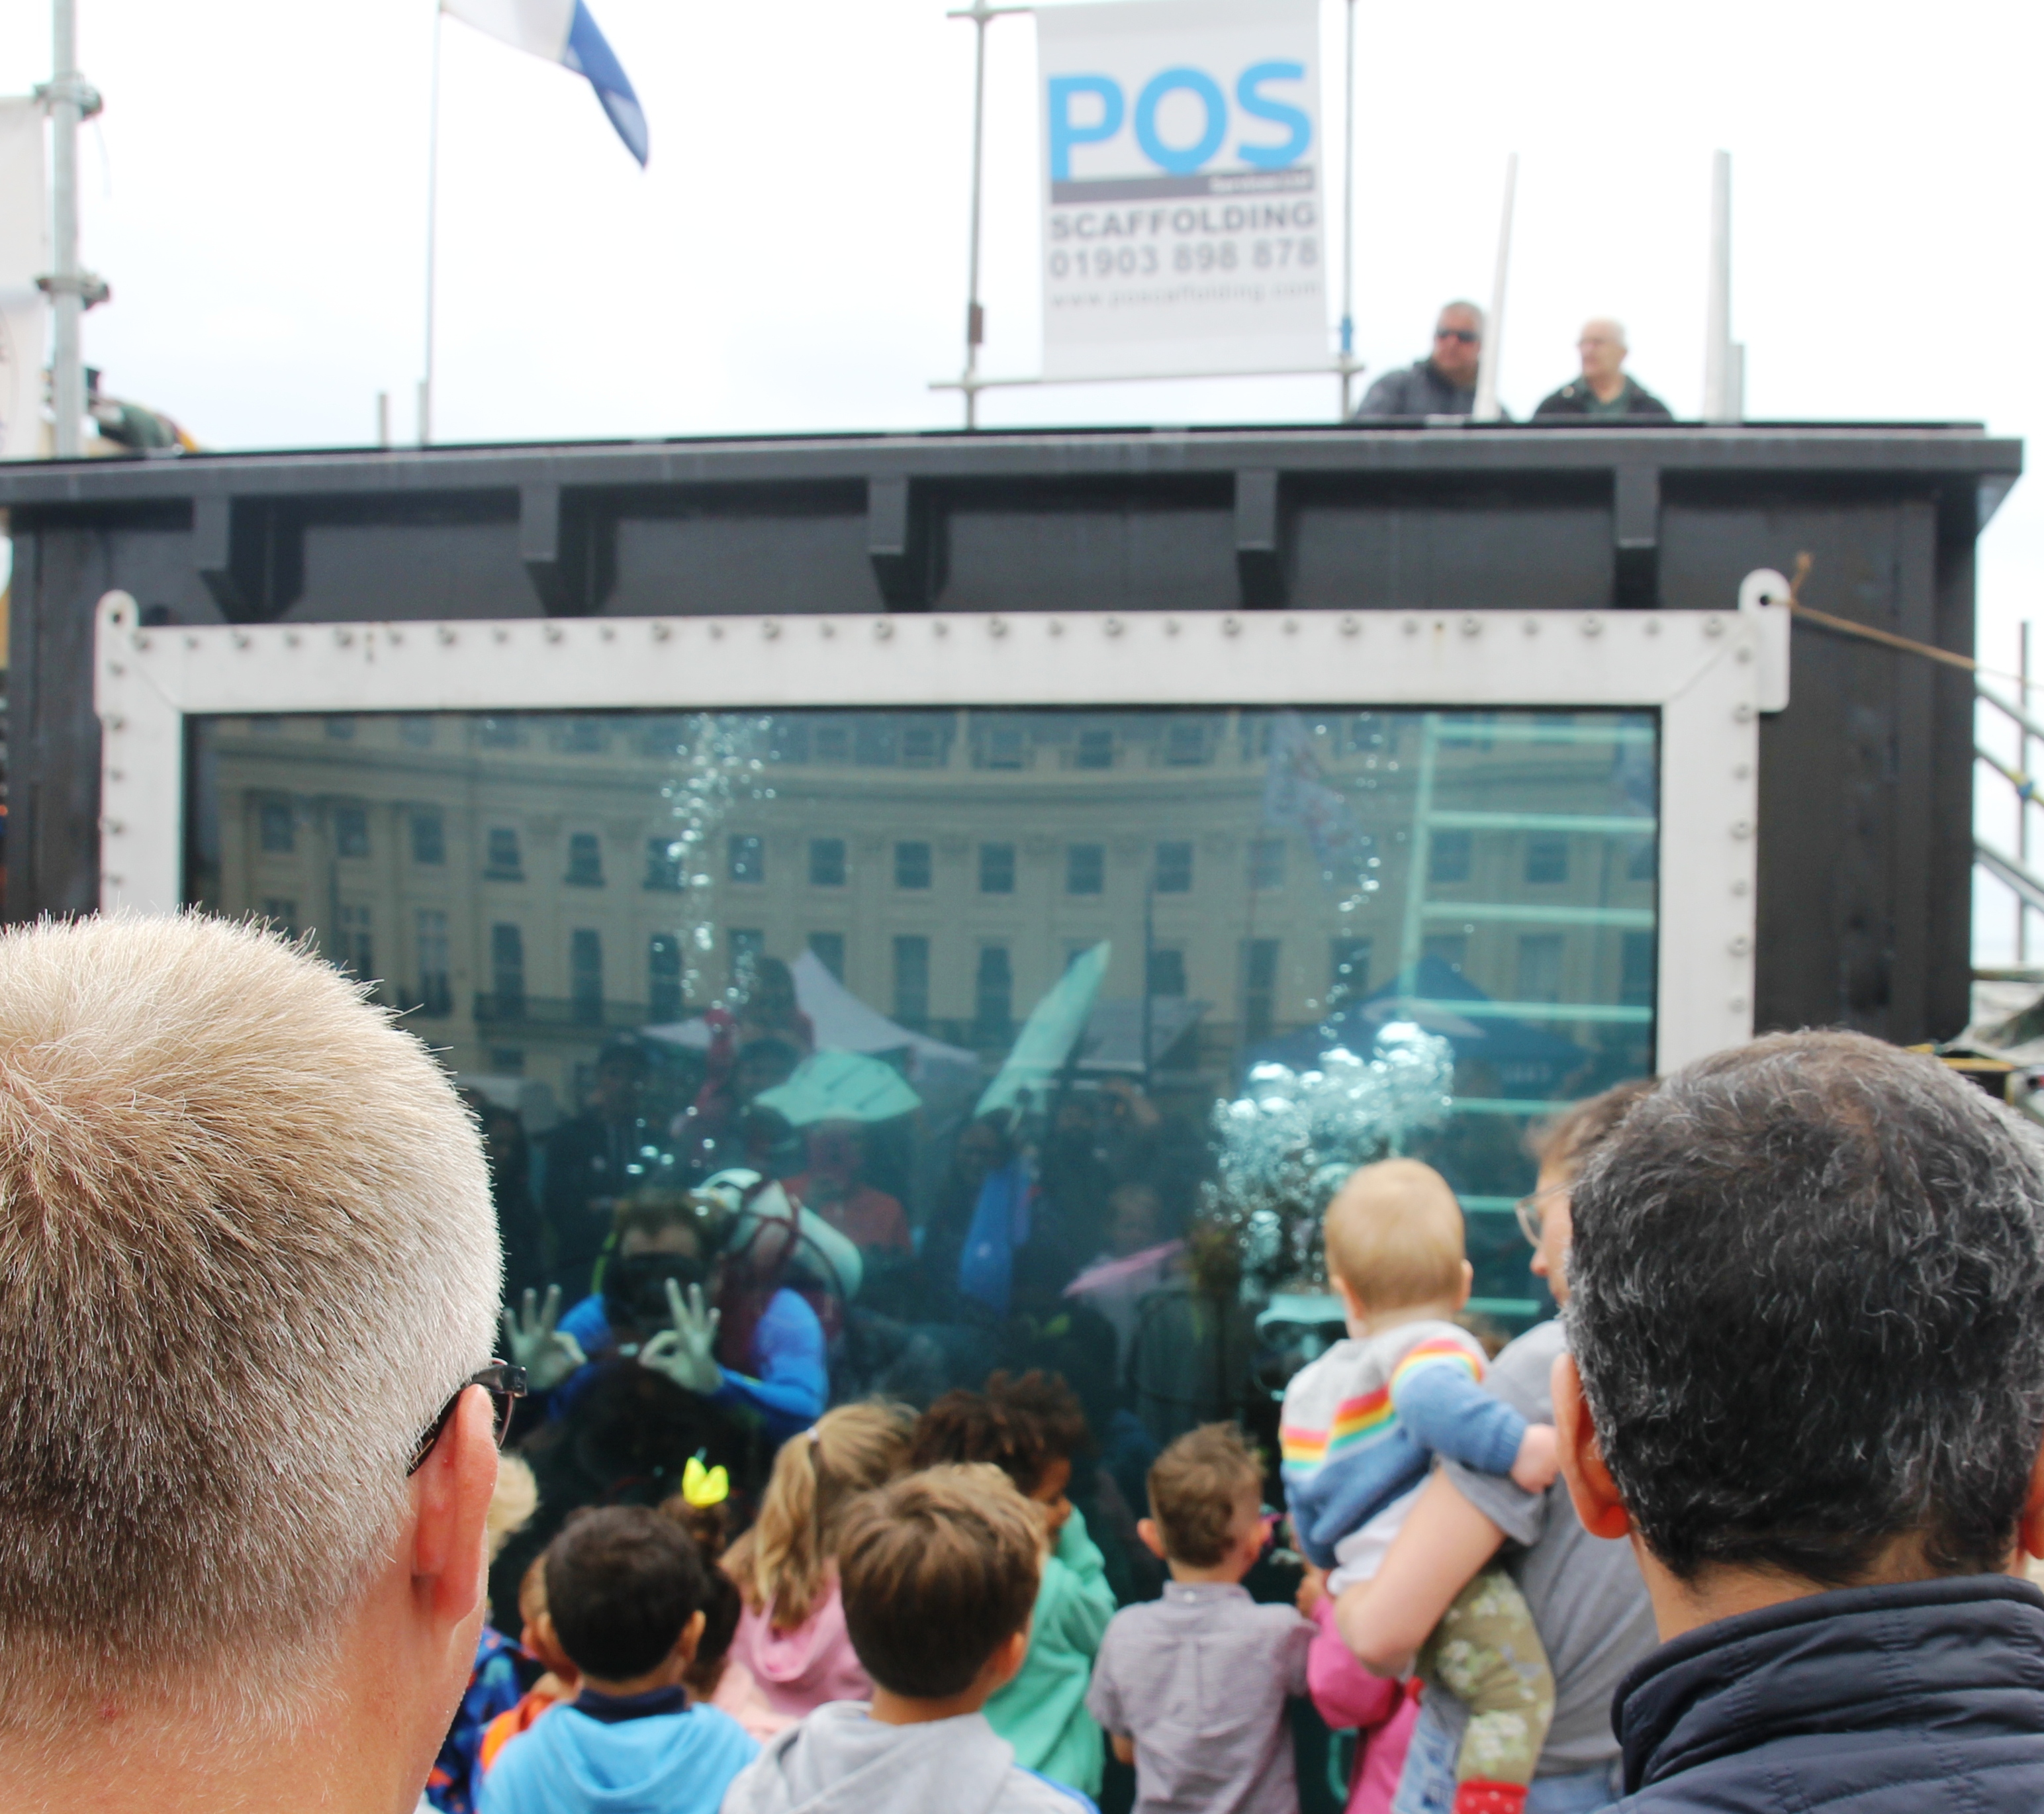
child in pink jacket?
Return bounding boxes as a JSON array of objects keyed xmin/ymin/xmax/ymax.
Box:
[
  {"xmin": 1301, "ymin": 1563, "xmax": 1418, "ymax": 1814},
  {"xmin": 721, "ymin": 1402, "xmax": 913, "ymax": 1721}
]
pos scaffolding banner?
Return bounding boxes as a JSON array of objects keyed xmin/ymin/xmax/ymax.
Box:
[{"xmin": 1037, "ymin": 0, "xmax": 1325, "ymax": 381}]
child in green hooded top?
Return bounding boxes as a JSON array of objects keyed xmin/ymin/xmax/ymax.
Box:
[{"xmin": 908, "ymin": 1371, "xmax": 1118, "ymax": 1798}]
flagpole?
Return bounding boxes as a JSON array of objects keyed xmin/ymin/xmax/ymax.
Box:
[
  {"xmin": 1337, "ymin": 0, "xmax": 1357, "ymax": 420},
  {"xmin": 419, "ymin": 4, "xmax": 443, "ymax": 446}
]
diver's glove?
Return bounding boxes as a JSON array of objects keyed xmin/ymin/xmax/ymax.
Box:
[
  {"xmin": 500, "ymin": 1284, "xmax": 588, "ymax": 1393},
  {"xmin": 639, "ymin": 1278, "xmax": 723, "ymax": 1396}
]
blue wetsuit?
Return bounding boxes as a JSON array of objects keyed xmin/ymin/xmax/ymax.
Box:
[{"xmin": 556, "ymin": 1288, "xmax": 827, "ymax": 1442}]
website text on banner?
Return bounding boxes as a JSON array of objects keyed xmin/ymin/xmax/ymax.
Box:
[{"xmin": 1037, "ymin": 0, "xmax": 1326, "ymax": 382}]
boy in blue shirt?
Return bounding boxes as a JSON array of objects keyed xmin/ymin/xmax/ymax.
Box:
[
  {"xmin": 481, "ymin": 1505, "xmax": 758, "ymax": 1814},
  {"xmin": 1280, "ymin": 1161, "xmax": 1559, "ymax": 1814}
]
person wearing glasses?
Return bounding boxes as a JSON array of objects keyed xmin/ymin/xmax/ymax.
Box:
[
  {"xmin": 1532, "ymin": 320, "xmax": 1673, "ymax": 422},
  {"xmin": 1354, "ymin": 302, "xmax": 1491, "ymax": 419},
  {"xmin": 0, "ymin": 915, "xmax": 515, "ymax": 1813},
  {"xmin": 1335, "ymin": 1078, "xmax": 1659, "ymax": 1814}
]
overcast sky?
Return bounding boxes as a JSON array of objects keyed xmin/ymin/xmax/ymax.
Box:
[{"xmin": 2, "ymin": 0, "xmax": 2041, "ymax": 955}]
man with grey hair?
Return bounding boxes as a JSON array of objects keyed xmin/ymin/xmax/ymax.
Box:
[
  {"xmin": 0, "ymin": 914, "xmax": 510, "ymax": 1813},
  {"xmin": 1555, "ymin": 1030, "xmax": 2044, "ymax": 1809},
  {"xmin": 1533, "ymin": 319, "xmax": 1671, "ymax": 420},
  {"xmin": 1354, "ymin": 301, "xmax": 1488, "ymax": 418}
]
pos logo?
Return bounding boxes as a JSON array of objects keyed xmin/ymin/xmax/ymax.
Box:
[{"xmin": 1047, "ymin": 63, "xmax": 1311, "ymax": 185}]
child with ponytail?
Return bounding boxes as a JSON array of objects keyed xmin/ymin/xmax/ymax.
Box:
[{"xmin": 721, "ymin": 1400, "xmax": 914, "ymax": 1721}]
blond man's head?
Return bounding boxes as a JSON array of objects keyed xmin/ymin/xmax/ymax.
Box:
[
  {"xmin": 1322, "ymin": 1158, "xmax": 1468, "ymax": 1316},
  {"xmin": 0, "ymin": 914, "xmax": 498, "ymax": 1739}
]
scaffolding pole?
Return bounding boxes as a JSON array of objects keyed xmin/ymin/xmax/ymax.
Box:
[
  {"xmin": 42, "ymin": 0, "xmax": 104, "ymax": 457},
  {"xmin": 1470, "ymin": 154, "xmax": 1515, "ymax": 424}
]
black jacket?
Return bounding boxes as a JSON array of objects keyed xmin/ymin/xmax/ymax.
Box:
[
  {"xmin": 1533, "ymin": 375, "xmax": 1673, "ymax": 420},
  {"xmin": 1354, "ymin": 358, "xmax": 1477, "ymax": 418},
  {"xmin": 1613, "ymin": 1576, "xmax": 2044, "ymax": 1809}
]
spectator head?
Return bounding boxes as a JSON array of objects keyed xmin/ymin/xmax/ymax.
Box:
[
  {"xmin": 1321, "ymin": 1157, "xmax": 1470, "ymax": 1324},
  {"xmin": 956, "ymin": 1114, "xmax": 1017, "ymax": 1188},
  {"xmin": 1522, "ymin": 1077, "xmax": 1657, "ymax": 1301},
  {"xmin": 837, "ymin": 1464, "xmax": 1042, "ymax": 1704},
  {"xmin": 1558, "ymin": 1032, "xmax": 2044, "ymax": 1615},
  {"xmin": 805, "ymin": 1119, "xmax": 867, "ymax": 1188},
  {"xmin": 1432, "ymin": 300, "xmax": 1485, "ymax": 387},
  {"xmin": 1142, "ymin": 1422, "xmax": 1266, "ymax": 1573},
  {"xmin": 727, "ymin": 1399, "xmax": 914, "ymax": 1631},
  {"xmin": 488, "ymin": 1453, "xmax": 539, "ymax": 1564},
  {"xmin": 514, "ymin": 1551, "xmax": 580, "ymax": 1686},
  {"xmin": 735, "ymin": 1035, "xmax": 802, "ymax": 1103},
  {"xmin": 911, "ymin": 1371, "xmax": 1088, "ymax": 1533},
  {"xmin": 657, "ymin": 1488, "xmax": 742, "ymax": 1699},
  {"xmin": 477, "ymin": 1101, "xmax": 529, "ymax": 1185},
  {"xmin": 0, "ymin": 914, "xmax": 499, "ymax": 1799},
  {"xmin": 1576, "ymin": 318, "xmax": 1628, "ymax": 387},
  {"xmin": 738, "ymin": 953, "xmax": 801, "ymax": 1030},
  {"xmin": 590, "ymin": 1037, "xmax": 649, "ymax": 1116},
  {"xmin": 545, "ymin": 1506, "xmax": 712, "ymax": 1689},
  {"xmin": 1108, "ymin": 1180, "xmax": 1166, "ymax": 1257}
]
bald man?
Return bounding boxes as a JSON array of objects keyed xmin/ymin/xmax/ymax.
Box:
[{"xmin": 1534, "ymin": 318, "xmax": 1672, "ymax": 420}]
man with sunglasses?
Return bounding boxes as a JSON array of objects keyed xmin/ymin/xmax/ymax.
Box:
[
  {"xmin": 1354, "ymin": 302, "xmax": 1491, "ymax": 419},
  {"xmin": 0, "ymin": 914, "xmax": 512, "ymax": 1813}
]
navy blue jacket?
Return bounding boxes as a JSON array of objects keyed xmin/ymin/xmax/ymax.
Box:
[{"xmin": 1612, "ymin": 1575, "xmax": 2044, "ymax": 1809}]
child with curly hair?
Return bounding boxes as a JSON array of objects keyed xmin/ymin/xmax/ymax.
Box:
[{"xmin": 911, "ymin": 1372, "xmax": 1117, "ymax": 1797}]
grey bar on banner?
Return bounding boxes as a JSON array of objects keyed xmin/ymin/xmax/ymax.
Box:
[{"xmin": 1050, "ymin": 166, "xmax": 1318, "ymax": 206}]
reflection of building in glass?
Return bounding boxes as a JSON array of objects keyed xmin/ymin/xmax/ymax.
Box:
[
  {"xmin": 195, "ymin": 707, "xmax": 1653, "ymax": 1088},
  {"xmin": 191, "ymin": 705, "xmax": 1653, "ymax": 1308}
]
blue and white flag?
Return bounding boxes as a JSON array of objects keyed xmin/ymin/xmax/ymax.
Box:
[{"xmin": 441, "ymin": 0, "xmax": 649, "ymax": 166}]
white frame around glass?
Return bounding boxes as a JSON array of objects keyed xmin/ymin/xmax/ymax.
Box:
[{"xmin": 94, "ymin": 593, "xmax": 1787, "ymax": 1074}]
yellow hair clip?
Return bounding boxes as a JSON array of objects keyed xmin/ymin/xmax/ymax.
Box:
[{"xmin": 682, "ymin": 1454, "xmax": 729, "ymax": 1508}]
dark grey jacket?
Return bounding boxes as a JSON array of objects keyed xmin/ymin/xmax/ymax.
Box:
[
  {"xmin": 1353, "ymin": 359, "xmax": 1475, "ymax": 419},
  {"xmin": 1613, "ymin": 1576, "xmax": 2044, "ymax": 1809},
  {"xmin": 1532, "ymin": 375, "xmax": 1673, "ymax": 420}
]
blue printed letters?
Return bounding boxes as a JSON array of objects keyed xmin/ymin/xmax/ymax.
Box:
[{"xmin": 1046, "ymin": 61, "xmax": 1311, "ymax": 181}]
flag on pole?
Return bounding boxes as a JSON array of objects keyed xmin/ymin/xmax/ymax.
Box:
[{"xmin": 441, "ymin": 0, "xmax": 649, "ymax": 166}]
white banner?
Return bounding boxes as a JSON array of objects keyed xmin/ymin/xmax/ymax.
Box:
[
  {"xmin": 0, "ymin": 97, "xmax": 49, "ymax": 459},
  {"xmin": 1036, "ymin": 0, "xmax": 1326, "ymax": 381}
]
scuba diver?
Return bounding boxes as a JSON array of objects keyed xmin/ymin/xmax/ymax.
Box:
[{"xmin": 502, "ymin": 1170, "xmax": 860, "ymax": 1444}]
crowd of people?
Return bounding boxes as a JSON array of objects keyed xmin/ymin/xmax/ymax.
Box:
[
  {"xmin": 1353, "ymin": 302, "xmax": 1673, "ymax": 423},
  {"xmin": 7, "ymin": 916, "xmax": 2044, "ymax": 1814}
]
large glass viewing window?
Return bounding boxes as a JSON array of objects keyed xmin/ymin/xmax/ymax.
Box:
[
  {"xmin": 100, "ymin": 594, "xmax": 1774, "ymax": 1495},
  {"xmin": 189, "ymin": 702, "xmax": 1656, "ymax": 1320}
]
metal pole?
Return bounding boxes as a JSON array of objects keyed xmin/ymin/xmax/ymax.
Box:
[
  {"xmin": 1141, "ymin": 867, "xmax": 1156, "ymax": 1085},
  {"xmin": 1703, "ymin": 150, "xmax": 1732, "ymax": 422},
  {"xmin": 49, "ymin": 0, "xmax": 84, "ymax": 456},
  {"xmin": 961, "ymin": 0, "xmax": 992, "ymax": 431},
  {"xmin": 420, "ymin": 6, "xmax": 443, "ymax": 446},
  {"xmin": 1471, "ymin": 154, "xmax": 1515, "ymax": 423},
  {"xmin": 2022, "ymin": 622, "xmax": 2032, "ymax": 964},
  {"xmin": 1338, "ymin": 0, "xmax": 1356, "ymax": 420}
]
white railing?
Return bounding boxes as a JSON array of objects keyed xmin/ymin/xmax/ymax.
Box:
[{"xmin": 1977, "ymin": 665, "xmax": 2044, "ymax": 965}]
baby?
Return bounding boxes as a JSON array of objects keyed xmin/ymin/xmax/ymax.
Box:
[{"xmin": 1281, "ymin": 1160, "xmax": 1556, "ymax": 1814}]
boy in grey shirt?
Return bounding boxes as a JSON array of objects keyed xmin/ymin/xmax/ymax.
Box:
[
  {"xmin": 722, "ymin": 1465, "xmax": 1094, "ymax": 1814},
  {"xmin": 1086, "ymin": 1424, "xmax": 1313, "ymax": 1814}
]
